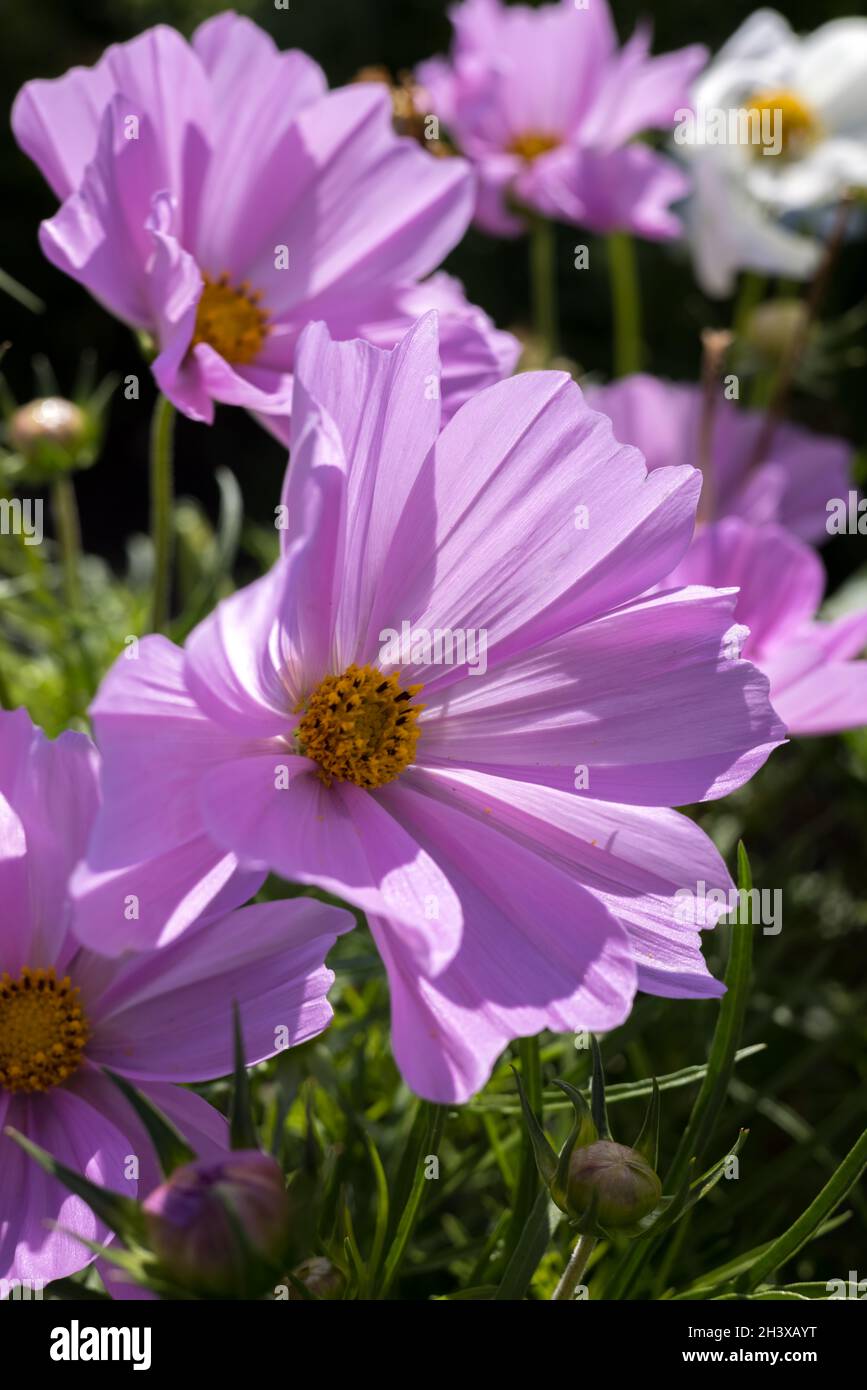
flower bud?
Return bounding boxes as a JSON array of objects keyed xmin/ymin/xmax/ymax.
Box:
[
  {"xmin": 143, "ymin": 1151, "xmax": 293, "ymax": 1298},
  {"xmin": 744, "ymin": 299, "xmax": 809, "ymax": 362},
  {"xmin": 288, "ymin": 1256, "xmax": 345, "ymax": 1300},
  {"xmin": 9, "ymin": 397, "xmax": 87, "ymax": 452},
  {"xmin": 566, "ymin": 1140, "xmax": 661, "ymax": 1229}
]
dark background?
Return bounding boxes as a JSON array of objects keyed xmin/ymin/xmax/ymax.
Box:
[{"xmin": 2, "ymin": 0, "xmax": 865, "ymax": 573}]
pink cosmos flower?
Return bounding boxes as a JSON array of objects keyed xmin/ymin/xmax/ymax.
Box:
[
  {"xmin": 416, "ymin": 0, "xmax": 707, "ymax": 239},
  {"xmin": 587, "ymin": 374, "xmax": 852, "ymax": 544},
  {"xmin": 667, "ymin": 519, "xmax": 867, "ymax": 736},
  {"xmin": 73, "ymin": 314, "xmax": 785, "ymax": 1103},
  {"xmin": 0, "ymin": 707, "xmax": 350, "ymax": 1286},
  {"xmin": 11, "ymin": 12, "xmax": 518, "ymax": 435}
]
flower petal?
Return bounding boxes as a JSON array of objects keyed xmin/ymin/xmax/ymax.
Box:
[
  {"xmin": 366, "ymin": 369, "xmax": 701, "ymax": 688},
  {"xmin": 0, "ymin": 1086, "xmax": 133, "ymax": 1284},
  {"xmin": 369, "ymin": 773, "xmax": 636, "ymax": 1102},
  {"xmin": 417, "ymin": 585, "xmax": 785, "ymax": 803},
  {"xmin": 197, "ymin": 758, "xmax": 463, "ymax": 976},
  {"xmin": 89, "ymin": 898, "xmax": 351, "ymax": 1081}
]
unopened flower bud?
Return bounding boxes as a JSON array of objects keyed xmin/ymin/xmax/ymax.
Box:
[
  {"xmin": 288, "ymin": 1256, "xmax": 345, "ymax": 1300},
  {"xmin": 567, "ymin": 1140, "xmax": 661, "ymax": 1229},
  {"xmin": 9, "ymin": 397, "xmax": 87, "ymax": 454},
  {"xmin": 744, "ymin": 299, "xmax": 809, "ymax": 362},
  {"xmin": 143, "ymin": 1151, "xmax": 293, "ymax": 1297}
]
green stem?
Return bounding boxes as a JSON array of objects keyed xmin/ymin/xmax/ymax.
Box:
[
  {"xmin": 148, "ymin": 394, "xmax": 176, "ymax": 635},
  {"xmin": 731, "ymin": 271, "xmax": 767, "ymax": 339},
  {"xmin": 51, "ymin": 475, "xmax": 82, "ymax": 609},
  {"xmin": 552, "ymin": 1233, "xmax": 597, "ymax": 1301},
  {"xmin": 607, "ymin": 231, "xmax": 642, "ymax": 377},
  {"xmin": 529, "ymin": 216, "xmax": 558, "ymax": 363}
]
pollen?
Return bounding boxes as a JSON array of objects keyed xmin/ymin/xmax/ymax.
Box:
[
  {"xmin": 294, "ymin": 663, "xmax": 424, "ymax": 789},
  {"xmin": 0, "ymin": 967, "xmax": 89, "ymax": 1094},
  {"xmin": 745, "ymin": 89, "xmax": 821, "ymax": 159},
  {"xmin": 191, "ymin": 273, "xmax": 269, "ymax": 365},
  {"xmin": 507, "ymin": 132, "xmax": 561, "ymax": 162}
]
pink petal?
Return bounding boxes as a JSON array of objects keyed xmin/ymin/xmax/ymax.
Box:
[
  {"xmin": 88, "ymin": 635, "xmax": 250, "ymax": 866},
  {"xmin": 404, "ymin": 767, "xmax": 729, "ymax": 1000},
  {"xmin": 368, "ymin": 370, "xmax": 701, "ymax": 688},
  {"xmin": 368, "ymin": 774, "xmax": 635, "ymax": 1102},
  {"xmin": 416, "ymin": 584, "xmax": 785, "ymax": 803},
  {"xmin": 71, "ymin": 838, "xmax": 263, "ymax": 956},
  {"xmin": 0, "ymin": 709, "xmax": 99, "ymax": 967},
  {"xmin": 191, "ymin": 12, "xmax": 327, "ymax": 276},
  {"xmin": 0, "ymin": 1085, "xmax": 132, "ymax": 1285},
  {"xmin": 237, "ymin": 84, "xmax": 474, "ymax": 319},
  {"xmin": 12, "ymin": 24, "xmax": 212, "ymax": 203},
  {"xmin": 197, "ymin": 759, "xmax": 464, "ymax": 976},
  {"xmin": 89, "ymin": 897, "xmax": 351, "ymax": 1080},
  {"xmin": 666, "ymin": 519, "xmax": 826, "ymax": 658},
  {"xmin": 287, "ymin": 315, "xmax": 442, "ymax": 669}
]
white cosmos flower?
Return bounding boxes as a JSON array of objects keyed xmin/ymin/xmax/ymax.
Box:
[{"xmin": 677, "ymin": 9, "xmax": 867, "ymax": 297}]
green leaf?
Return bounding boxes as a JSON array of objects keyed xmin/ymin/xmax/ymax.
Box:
[
  {"xmin": 0, "ymin": 265, "xmax": 45, "ymax": 313},
  {"xmin": 505, "ymin": 1036, "xmax": 545, "ymax": 1260},
  {"xmin": 633, "ymin": 1077, "xmax": 661, "ymax": 1170},
  {"xmin": 590, "ymin": 1036, "xmax": 611, "ymax": 1140},
  {"xmin": 379, "ymin": 1103, "xmax": 446, "ymax": 1297},
  {"xmin": 738, "ymin": 1123, "xmax": 867, "ymax": 1292},
  {"xmin": 493, "ymin": 1188, "xmax": 561, "ymax": 1301},
  {"xmin": 466, "ymin": 1045, "xmax": 766, "ymax": 1114},
  {"xmin": 666, "ymin": 842, "xmax": 754, "ymax": 1190},
  {"xmin": 513, "ymin": 1065, "xmax": 558, "ymax": 1188},
  {"xmin": 104, "ymin": 1069, "xmax": 196, "ymax": 1177},
  {"xmin": 229, "ymin": 1002, "xmax": 259, "ymax": 1151},
  {"xmin": 672, "ymin": 1214, "xmax": 852, "ymax": 1299},
  {"xmin": 363, "ymin": 1131, "xmax": 390, "ymax": 1297},
  {"xmin": 551, "ymin": 1078, "xmax": 597, "ymax": 1211},
  {"xmin": 4, "ymin": 1126, "xmax": 145, "ymax": 1243}
]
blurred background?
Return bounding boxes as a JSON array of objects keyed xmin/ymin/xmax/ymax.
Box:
[{"xmin": 2, "ymin": 0, "xmax": 865, "ymax": 1297}]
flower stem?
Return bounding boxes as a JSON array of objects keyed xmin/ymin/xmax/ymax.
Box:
[
  {"xmin": 149, "ymin": 393, "xmax": 176, "ymax": 634},
  {"xmin": 731, "ymin": 271, "xmax": 767, "ymax": 339},
  {"xmin": 51, "ymin": 475, "xmax": 82, "ymax": 609},
  {"xmin": 745, "ymin": 194, "xmax": 852, "ymax": 474},
  {"xmin": 607, "ymin": 231, "xmax": 642, "ymax": 377},
  {"xmin": 529, "ymin": 216, "xmax": 558, "ymax": 364},
  {"xmin": 696, "ymin": 328, "xmax": 733, "ymax": 525},
  {"xmin": 552, "ymin": 1233, "xmax": 597, "ymax": 1300}
]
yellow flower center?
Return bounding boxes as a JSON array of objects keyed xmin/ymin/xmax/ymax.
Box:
[
  {"xmin": 744, "ymin": 89, "xmax": 821, "ymax": 159},
  {"xmin": 191, "ymin": 273, "xmax": 269, "ymax": 365},
  {"xmin": 0, "ymin": 967, "xmax": 89, "ymax": 1094},
  {"xmin": 294, "ymin": 663, "xmax": 424, "ymax": 789},
  {"xmin": 507, "ymin": 132, "xmax": 561, "ymax": 162}
]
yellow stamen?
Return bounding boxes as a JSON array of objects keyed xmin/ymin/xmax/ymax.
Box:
[
  {"xmin": 0, "ymin": 967, "xmax": 89, "ymax": 1094},
  {"xmin": 294, "ymin": 663, "xmax": 424, "ymax": 789},
  {"xmin": 191, "ymin": 273, "xmax": 269, "ymax": 365},
  {"xmin": 744, "ymin": 89, "xmax": 821, "ymax": 159},
  {"xmin": 507, "ymin": 132, "xmax": 561, "ymax": 162}
]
